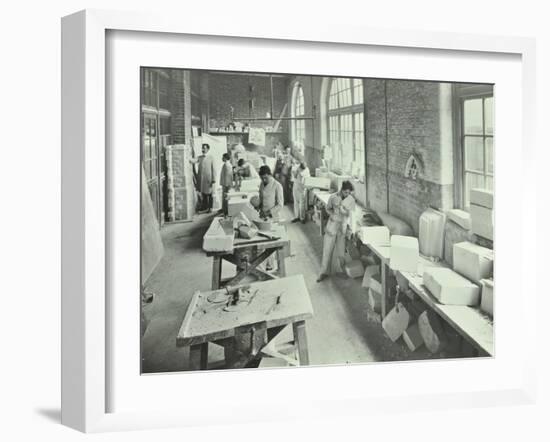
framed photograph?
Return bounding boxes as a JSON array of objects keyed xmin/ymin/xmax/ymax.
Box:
[{"xmin": 61, "ymin": 9, "xmax": 537, "ymax": 433}]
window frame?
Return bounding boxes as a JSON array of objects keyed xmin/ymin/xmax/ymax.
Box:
[
  {"xmin": 291, "ymin": 83, "xmax": 306, "ymax": 149},
  {"xmin": 453, "ymin": 84, "xmax": 494, "ymax": 209},
  {"xmin": 326, "ymin": 78, "xmax": 365, "ymax": 181}
]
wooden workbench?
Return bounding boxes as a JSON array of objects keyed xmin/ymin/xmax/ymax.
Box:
[
  {"xmin": 204, "ymin": 217, "xmax": 290, "ymax": 290},
  {"xmin": 176, "ymin": 275, "xmax": 314, "ymax": 370},
  {"xmin": 362, "ymin": 242, "xmax": 494, "ymax": 356},
  {"xmin": 397, "ymin": 268, "xmax": 494, "ymax": 356}
]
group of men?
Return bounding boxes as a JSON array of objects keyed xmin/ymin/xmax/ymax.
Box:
[
  {"xmin": 190, "ymin": 142, "xmax": 259, "ymax": 214},
  {"xmin": 191, "ymin": 141, "xmax": 355, "ymax": 282}
]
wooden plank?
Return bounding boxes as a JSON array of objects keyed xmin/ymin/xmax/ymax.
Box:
[
  {"xmin": 211, "ymin": 255, "xmax": 222, "ymax": 290},
  {"xmin": 292, "ymin": 320, "xmax": 309, "ymax": 366},
  {"xmin": 177, "ymin": 275, "xmax": 314, "ymax": 347},
  {"xmin": 189, "ymin": 343, "xmax": 208, "ymax": 370},
  {"xmin": 381, "ymin": 260, "xmax": 389, "ymax": 318},
  {"xmin": 177, "ymin": 290, "xmax": 202, "ymax": 346},
  {"xmin": 276, "ymin": 249, "xmax": 287, "ymax": 277},
  {"xmin": 250, "ymin": 268, "xmax": 277, "ymax": 281},
  {"xmin": 226, "ymin": 249, "xmax": 275, "ymax": 286}
]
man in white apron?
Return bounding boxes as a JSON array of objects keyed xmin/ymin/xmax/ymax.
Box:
[
  {"xmin": 317, "ymin": 180, "xmax": 355, "ymax": 282},
  {"xmin": 291, "ymin": 162, "xmax": 310, "ymax": 223},
  {"xmin": 258, "ymin": 165, "xmax": 284, "ymax": 271}
]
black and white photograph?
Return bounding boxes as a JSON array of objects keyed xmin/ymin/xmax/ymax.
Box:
[
  {"xmin": 4, "ymin": 0, "xmax": 550, "ymax": 438},
  {"xmin": 140, "ymin": 68, "xmax": 495, "ymax": 373}
]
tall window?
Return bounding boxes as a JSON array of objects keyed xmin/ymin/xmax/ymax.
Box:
[
  {"xmin": 327, "ymin": 78, "xmax": 365, "ymax": 179},
  {"xmin": 141, "ymin": 68, "xmax": 172, "ymax": 224},
  {"xmin": 292, "ymin": 84, "xmax": 306, "ymax": 150},
  {"xmin": 462, "ymin": 95, "xmax": 494, "ymax": 207}
]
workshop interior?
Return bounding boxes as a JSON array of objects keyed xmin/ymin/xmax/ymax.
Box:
[{"xmin": 140, "ymin": 68, "xmax": 494, "ymax": 373}]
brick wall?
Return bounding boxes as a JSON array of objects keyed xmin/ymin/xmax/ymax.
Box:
[
  {"xmin": 206, "ymin": 73, "xmax": 290, "ymax": 155},
  {"xmin": 364, "ymin": 79, "xmax": 455, "ymax": 234},
  {"xmin": 166, "ymin": 144, "xmax": 195, "ymax": 221},
  {"xmin": 208, "ymin": 73, "xmax": 289, "ymax": 128},
  {"xmin": 169, "ymin": 70, "xmax": 192, "ymax": 145}
]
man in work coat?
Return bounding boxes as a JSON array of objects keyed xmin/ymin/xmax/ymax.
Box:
[
  {"xmin": 191, "ymin": 143, "xmax": 216, "ymax": 213},
  {"xmin": 220, "ymin": 152, "xmax": 234, "ymax": 216}
]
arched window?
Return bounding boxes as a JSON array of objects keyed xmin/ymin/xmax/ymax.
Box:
[
  {"xmin": 327, "ymin": 78, "xmax": 364, "ymax": 179},
  {"xmin": 292, "ymin": 84, "xmax": 306, "ymax": 151}
]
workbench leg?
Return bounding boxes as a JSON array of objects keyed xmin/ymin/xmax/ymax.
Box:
[
  {"xmin": 380, "ymin": 261, "xmax": 396, "ymax": 319},
  {"xmin": 212, "ymin": 256, "xmax": 222, "ymax": 290},
  {"xmin": 292, "ymin": 320, "xmax": 309, "ymax": 366},
  {"xmin": 381, "ymin": 261, "xmax": 388, "ymax": 318},
  {"xmin": 276, "ymin": 249, "xmax": 286, "ymax": 277},
  {"xmin": 189, "ymin": 343, "xmax": 208, "ymax": 370}
]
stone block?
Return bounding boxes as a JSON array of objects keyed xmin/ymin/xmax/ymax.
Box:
[
  {"xmin": 368, "ymin": 288, "xmax": 382, "ymax": 313},
  {"xmin": 418, "ymin": 310, "xmax": 447, "ymax": 353},
  {"xmin": 403, "ymin": 323, "xmax": 424, "ymax": 351},
  {"xmin": 228, "ymin": 199, "xmax": 259, "ymax": 220},
  {"xmin": 423, "ymin": 267, "xmax": 480, "ymax": 306},
  {"xmin": 382, "ymin": 302, "xmax": 410, "ymax": 342},
  {"xmin": 202, "ymin": 218, "xmax": 234, "ymax": 252},
  {"xmin": 239, "ymin": 178, "xmax": 262, "ymax": 192},
  {"xmin": 480, "ymin": 278, "xmax": 494, "ymax": 317},
  {"xmin": 470, "ymin": 188, "xmax": 493, "ymax": 209},
  {"xmin": 345, "ymin": 260, "xmax": 364, "ymax": 279},
  {"xmin": 447, "ymin": 209, "xmax": 472, "ymax": 230},
  {"xmin": 361, "ymin": 264, "xmax": 380, "ymax": 288},
  {"xmin": 304, "ymin": 176, "xmax": 331, "ymax": 190},
  {"xmin": 453, "ymin": 241, "xmax": 494, "ymax": 282},
  {"xmin": 357, "ymin": 226, "xmax": 390, "ymax": 246},
  {"xmin": 390, "ymin": 235, "xmax": 419, "ymax": 273},
  {"xmin": 470, "ymin": 204, "xmax": 493, "ymax": 240},
  {"xmin": 419, "ymin": 208, "xmax": 446, "ymax": 259}
]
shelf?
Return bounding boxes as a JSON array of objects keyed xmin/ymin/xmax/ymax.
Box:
[{"xmin": 208, "ymin": 131, "xmax": 285, "ymax": 135}]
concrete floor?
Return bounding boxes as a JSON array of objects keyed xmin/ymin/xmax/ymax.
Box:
[{"xmin": 141, "ymin": 205, "xmax": 447, "ymax": 373}]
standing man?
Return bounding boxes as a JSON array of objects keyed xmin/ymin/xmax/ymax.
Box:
[
  {"xmin": 220, "ymin": 152, "xmax": 234, "ymax": 216},
  {"xmin": 317, "ymin": 180, "xmax": 355, "ymax": 282},
  {"xmin": 190, "ymin": 143, "xmax": 216, "ymax": 213},
  {"xmin": 280, "ymin": 146, "xmax": 294, "ymax": 204},
  {"xmin": 258, "ymin": 165, "xmax": 284, "ymax": 271},
  {"xmin": 291, "ymin": 162, "xmax": 310, "ymax": 224}
]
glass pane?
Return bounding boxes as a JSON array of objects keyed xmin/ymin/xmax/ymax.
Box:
[
  {"xmin": 150, "ymin": 137, "xmax": 157, "ymax": 159},
  {"xmin": 464, "ymin": 136, "xmax": 484, "ymax": 173},
  {"xmin": 464, "ymin": 173, "xmax": 485, "ymax": 207},
  {"xmin": 486, "ymin": 137, "xmax": 494, "ymax": 174},
  {"xmin": 355, "ymin": 132, "xmax": 364, "ymax": 150},
  {"xmin": 344, "ymin": 90, "xmax": 351, "ymax": 107},
  {"xmin": 464, "ymin": 98, "xmax": 483, "ymax": 135},
  {"xmin": 484, "ymin": 97, "xmax": 494, "ymax": 135},
  {"xmin": 353, "ymin": 79, "xmax": 364, "ymax": 105},
  {"xmin": 354, "ymin": 112, "xmax": 364, "ymax": 131},
  {"xmin": 144, "ymin": 137, "xmax": 150, "ymax": 161}
]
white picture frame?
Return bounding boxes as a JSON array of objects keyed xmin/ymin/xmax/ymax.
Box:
[{"xmin": 61, "ymin": 9, "xmax": 538, "ymax": 433}]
